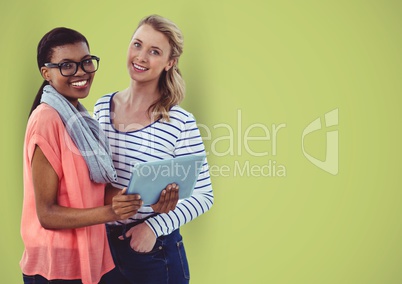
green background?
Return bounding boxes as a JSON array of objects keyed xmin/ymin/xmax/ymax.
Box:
[{"xmin": 1, "ymin": 1, "xmax": 401, "ymax": 283}]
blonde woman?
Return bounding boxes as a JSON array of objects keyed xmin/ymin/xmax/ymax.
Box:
[{"xmin": 94, "ymin": 15, "xmax": 214, "ymax": 283}]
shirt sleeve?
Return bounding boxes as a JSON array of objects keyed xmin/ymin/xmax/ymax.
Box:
[
  {"xmin": 26, "ymin": 107, "xmax": 64, "ymax": 179},
  {"xmin": 93, "ymin": 99, "xmax": 100, "ymax": 120},
  {"xmin": 145, "ymin": 113, "xmax": 214, "ymax": 237}
]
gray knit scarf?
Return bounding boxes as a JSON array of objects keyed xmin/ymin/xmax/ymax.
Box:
[{"xmin": 41, "ymin": 85, "xmax": 117, "ymax": 184}]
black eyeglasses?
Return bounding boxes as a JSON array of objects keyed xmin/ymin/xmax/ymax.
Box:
[{"xmin": 44, "ymin": 55, "xmax": 100, "ymax": 77}]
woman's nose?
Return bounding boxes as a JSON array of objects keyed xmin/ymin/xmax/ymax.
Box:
[
  {"xmin": 75, "ymin": 65, "xmax": 86, "ymax": 76},
  {"xmin": 136, "ymin": 50, "xmax": 148, "ymax": 62}
]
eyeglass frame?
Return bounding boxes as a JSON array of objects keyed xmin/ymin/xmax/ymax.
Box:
[{"xmin": 43, "ymin": 55, "xmax": 100, "ymax": 77}]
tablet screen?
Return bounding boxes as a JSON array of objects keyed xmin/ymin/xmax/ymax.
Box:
[{"xmin": 126, "ymin": 155, "xmax": 206, "ymax": 205}]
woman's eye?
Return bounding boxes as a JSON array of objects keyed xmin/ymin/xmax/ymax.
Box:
[
  {"xmin": 150, "ymin": 50, "xmax": 160, "ymax": 55},
  {"xmin": 61, "ymin": 62, "xmax": 75, "ymax": 70},
  {"xmin": 133, "ymin": 42, "xmax": 141, "ymax": 48},
  {"xmin": 82, "ymin": 59, "xmax": 93, "ymax": 66}
]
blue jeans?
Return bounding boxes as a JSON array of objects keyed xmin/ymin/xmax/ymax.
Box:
[
  {"xmin": 22, "ymin": 274, "xmax": 82, "ymax": 283},
  {"xmin": 100, "ymin": 224, "xmax": 190, "ymax": 284}
]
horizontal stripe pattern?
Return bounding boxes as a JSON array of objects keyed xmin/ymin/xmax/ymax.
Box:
[{"xmin": 94, "ymin": 93, "xmax": 214, "ymax": 236}]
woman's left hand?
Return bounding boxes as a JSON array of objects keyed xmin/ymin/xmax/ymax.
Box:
[
  {"xmin": 119, "ymin": 223, "xmax": 157, "ymax": 253},
  {"xmin": 151, "ymin": 183, "xmax": 179, "ymax": 213}
]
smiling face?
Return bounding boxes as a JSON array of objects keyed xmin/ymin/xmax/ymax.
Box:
[
  {"xmin": 40, "ymin": 42, "xmax": 95, "ymax": 106},
  {"xmin": 127, "ymin": 24, "xmax": 175, "ymax": 86}
]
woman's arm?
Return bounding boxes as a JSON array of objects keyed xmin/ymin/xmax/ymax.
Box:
[
  {"xmin": 145, "ymin": 114, "xmax": 214, "ymax": 237},
  {"xmin": 32, "ymin": 145, "xmax": 140, "ymax": 229}
]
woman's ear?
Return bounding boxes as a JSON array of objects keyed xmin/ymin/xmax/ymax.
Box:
[
  {"xmin": 40, "ymin": 66, "xmax": 51, "ymax": 82},
  {"xmin": 165, "ymin": 58, "xmax": 177, "ymax": 72}
]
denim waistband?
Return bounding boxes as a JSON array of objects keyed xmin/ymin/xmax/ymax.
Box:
[
  {"xmin": 106, "ymin": 221, "xmax": 181, "ymax": 243},
  {"xmin": 106, "ymin": 213, "xmax": 158, "ymax": 238},
  {"xmin": 106, "ymin": 221, "xmax": 140, "ymax": 239}
]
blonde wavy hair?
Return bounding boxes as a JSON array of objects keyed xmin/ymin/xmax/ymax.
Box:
[{"xmin": 135, "ymin": 15, "xmax": 185, "ymax": 122}]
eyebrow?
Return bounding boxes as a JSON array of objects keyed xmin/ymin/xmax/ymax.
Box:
[
  {"xmin": 58, "ymin": 55, "xmax": 91, "ymax": 62},
  {"xmin": 133, "ymin": 38, "xmax": 163, "ymax": 53}
]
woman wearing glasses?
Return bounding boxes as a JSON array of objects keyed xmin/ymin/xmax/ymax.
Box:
[
  {"xmin": 20, "ymin": 27, "xmax": 143, "ymax": 284},
  {"xmin": 94, "ymin": 15, "xmax": 214, "ymax": 283}
]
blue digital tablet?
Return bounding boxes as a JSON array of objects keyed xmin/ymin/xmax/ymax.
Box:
[{"xmin": 126, "ymin": 154, "xmax": 206, "ymax": 205}]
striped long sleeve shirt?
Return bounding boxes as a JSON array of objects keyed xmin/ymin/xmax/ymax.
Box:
[{"xmin": 94, "ymin": 93, "xmax": 214, "ymax": 237}]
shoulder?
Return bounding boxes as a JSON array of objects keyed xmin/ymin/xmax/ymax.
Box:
[
  {"xmin": 94, "ymin": 92, "xmax": 115, "ymax": 108},
  {"xmin": 30, "ymin": 104, "xmax": 62, "ymax": 125},
  {"xmin": 169, "ymin": 105, "xmax": 196, "ymax": 124},
  {"xmin": 26, "ymin": 104, "xmax": 65, "ymax": 149}
]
